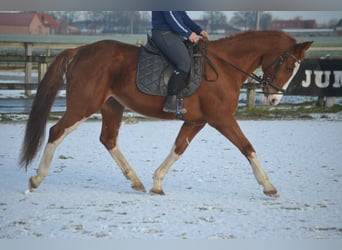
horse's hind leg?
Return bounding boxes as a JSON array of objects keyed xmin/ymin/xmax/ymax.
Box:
[
  {"xmin": 151, "ymin": 122, "xmax": 206, "ymax": 195},
  {"xmin": 29, "ymin": 114, "xmax": 87, "ymax": 191},
  {"xmin": 100, "ymin": 98, "xmax": 146, "ymax": 192}
]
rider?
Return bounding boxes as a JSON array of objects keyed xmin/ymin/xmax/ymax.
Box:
[{"xmin": 151, "ymin": 11, "xmax": 208, "ymax": 113}]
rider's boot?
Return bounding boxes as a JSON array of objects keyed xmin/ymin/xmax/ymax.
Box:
[{"xmin": 163, "ymin": 69, "xmax": 188, "ymax": 113}]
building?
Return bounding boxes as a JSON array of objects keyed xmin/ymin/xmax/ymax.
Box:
[
  {"xmin": 0, "ymin": 12, "xmax": 48, "ymax": 34},
  {"xmin": 36, "ymin": 13, "xmax": 60, "ymax": 34},
  {"xmin": 270, "ymin": 18, "xmax": 339, "ymax": 36},
  {"xmin": 271, "ymin": 18, "xmax": 317, "ymax": 30},
  {"xmin": 0, "ymin": 12, "xmax": 80, "ymax": 35}
]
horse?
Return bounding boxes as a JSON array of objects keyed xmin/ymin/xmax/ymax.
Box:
[{"xmin": 19, "ymin": 30, "xmax": 312, "ymax": 197}]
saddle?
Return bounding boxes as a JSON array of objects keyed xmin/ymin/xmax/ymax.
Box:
[{"xmin": 136, "ymin": 35, "xmax": 202, "ymax": 97}]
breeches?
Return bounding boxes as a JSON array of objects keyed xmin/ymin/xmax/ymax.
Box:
[{"xmin": 151, "ymin": 29, "xmax": 191, "ymax": 73}]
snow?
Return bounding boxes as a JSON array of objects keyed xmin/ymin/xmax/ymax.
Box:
[{"xmin": 0, "ymin": 119, "xmax": 341, "ymax": 239}]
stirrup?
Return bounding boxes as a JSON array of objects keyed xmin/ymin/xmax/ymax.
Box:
[
  {"xmin": 163, "ymin": 95, "xmax": 177, "ymax": 113},
  {"xmin": 163, "ymin": 95, "xmax": 186, "ymax": 114},
  {"xmin": 176, "ymin": 97, "xmax": 186, "ymax": 114}
]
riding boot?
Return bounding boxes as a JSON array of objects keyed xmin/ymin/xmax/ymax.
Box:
[{"xmin": 163, "ymin": 69, "xmax": 188, "ymax": 113}]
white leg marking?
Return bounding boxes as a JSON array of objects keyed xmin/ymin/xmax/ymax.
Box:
[
  {"xmin": 109, "ymin": 146, "xmax": 136, "ymax": 179},
  {"xmin": 32, "ymin": 119, "xmax": 86, "ymax": 188},
  {"xmin": 109, "ymin": 146, "xmax": 145, "ymax": 192},
  {"xmin": 248, "ymin": 152, "xmax": 277, "ymax": 195},
  {"xmin": 152, "ymin": 145, "xmax": 180, "ymax": 193},
  {"xmin": 35, "ymin": 143, "xmax": 58, "ymax": 181}
]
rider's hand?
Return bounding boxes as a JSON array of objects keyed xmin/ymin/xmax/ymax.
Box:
[
  {"xmin": 200, "ymin": 30, "xmax": 208, "ymax": 38},
  {"xmin": 188, "ymin": 32, "xmax": 199, "ymax": 43}
]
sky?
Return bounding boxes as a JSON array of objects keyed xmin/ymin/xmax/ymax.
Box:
[{"xmin": 188, "ymin": 11, "xmax": 342, "ymax": 24}]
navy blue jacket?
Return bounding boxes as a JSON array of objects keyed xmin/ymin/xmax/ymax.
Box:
[{"xmin": 152, "ymin": 11, "xmax": 203, "ymax": 39}]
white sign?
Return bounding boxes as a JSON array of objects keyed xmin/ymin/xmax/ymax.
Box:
[{"xmin": 302, "ymin": 70, "xmax": 342, "ymax": 88}]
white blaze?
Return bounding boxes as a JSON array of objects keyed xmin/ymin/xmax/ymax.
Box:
[{"xmin": 263, "ymin": 62, "xmax": 300, "ymax": 105}]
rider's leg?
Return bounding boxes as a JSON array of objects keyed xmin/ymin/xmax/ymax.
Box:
[
  {"xmin": 151, "ymin": 30, "xmax": 191, "ymax": 113},
  {"xmin": 163, "ymin": 69, "xmax": 188, "ymax": 113}
]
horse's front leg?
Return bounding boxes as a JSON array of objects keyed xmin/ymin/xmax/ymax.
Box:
[
  {"xmin": 247, "ymin": 152, "xmax": 278, "ymax": 196},
  {"xmin": 210, "ymin": 116, "xmax": 277, "ymax": 197},
  {"xmin": 150, "ymin": 122, "xmax": 206, "ymax": 195}
]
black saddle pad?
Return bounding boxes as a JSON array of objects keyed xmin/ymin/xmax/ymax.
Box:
[{"xmin": 136, "ymin": 36, "xmax": 202, "ymax": 97}]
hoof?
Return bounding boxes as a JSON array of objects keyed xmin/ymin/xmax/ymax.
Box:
[
  {"xmin": 263, "ymin": 189, "xmax": 279, "ymax": 198},
  {"xmin": 132, "ymin": 182, "xmax": 146, "ymax": 193},
  {"xmin": 29, "ymin": 176, "xmax": 39, "ymax": 191},
  {"xmin": 149, "ymin": 188, "xmax": 165, "ymax": 195}
]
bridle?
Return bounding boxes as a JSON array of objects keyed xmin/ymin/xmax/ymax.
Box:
[
  {"xmin": 201, "ymin": 40, "xmax": 301, "ymax": 97},
  {"xmin": 260, "ymin": 43, "xmax": 301, "ymax": 96}
]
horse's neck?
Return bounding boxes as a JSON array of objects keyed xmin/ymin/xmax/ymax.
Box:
[{"xmin": 211, "ymin": 35, "xmax": 279, "ymax": 73}]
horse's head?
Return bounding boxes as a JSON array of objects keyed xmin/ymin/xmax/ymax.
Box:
[{"xmin": 261, "ymin": 41, "xmax": 313, "ymax": 105}]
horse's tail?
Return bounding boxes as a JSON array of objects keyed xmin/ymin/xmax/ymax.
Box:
[{"xmin": 19, "ymin": 48, "xmax": 78, "ymax": 169}]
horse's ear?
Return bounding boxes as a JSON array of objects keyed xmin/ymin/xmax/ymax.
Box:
[
  {"xmin": 297, "ymin": 41, "xmax": 314, "ymax": 52},
  {"xmin": 294, "ymin": 41, "xmax": 313, "ymax": 60}
]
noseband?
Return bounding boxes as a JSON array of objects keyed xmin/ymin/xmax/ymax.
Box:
[{"xmin": 202, "ymin": 40, "xmax": 301, "ymax": 97}]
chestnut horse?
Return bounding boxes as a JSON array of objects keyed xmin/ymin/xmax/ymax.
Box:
[{"xmin": 20, "ymin": 30, "xmax": 312, "ymax": 197}]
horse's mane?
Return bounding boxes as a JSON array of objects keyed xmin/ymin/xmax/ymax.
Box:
[{"xmin": 214, "ymin": 30, "xmax": 295, "ymax": 44}]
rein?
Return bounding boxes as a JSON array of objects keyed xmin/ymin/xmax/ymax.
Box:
[{"xmin": 201, "ymin": 39, "xmax": 300, "ymax": 96}]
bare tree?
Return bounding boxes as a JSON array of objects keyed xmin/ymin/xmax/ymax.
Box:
[
  {"xmin": 229, "ymin": 11, "xmax": 272, "ymax": 30},
  {"xmin": 230, "ymin": 11, "xmax": 254, "ymax": 30},
  {"xmin": 102, "ymin": 11, "xmax": 150, "ymax": 34},
  {"xmin": 202, "ymin": 11, "xmax": 228, "ymax": 33}
]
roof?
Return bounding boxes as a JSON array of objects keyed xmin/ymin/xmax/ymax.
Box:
[
  {"xmin": 37, "ymin": 13, "xmax": 59, "ymax": 28},
  {"xmin": 0, "ymin": 13, "xmax": 37, "ymax": 26},
  {"xmin": 271, "ymin": 19, "xmax": 317, "ymax": 29}
]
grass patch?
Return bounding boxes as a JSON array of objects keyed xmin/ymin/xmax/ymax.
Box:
[
  {"xmin": 1, "ymin": 104, "xmax": 342, "ymax": 122},
  {"xmin": 235, "ymin": 104, "xmax": 342, "ymax": 120}
]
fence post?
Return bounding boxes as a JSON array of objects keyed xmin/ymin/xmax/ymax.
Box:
[
  {"xmin": 38, "ymin": 56, "xmax": 48, "ymax": 82},
  {"xmin": 24, "ymin": 42, "xmax": 32, "ymax": 96},
  {"xmin": 245, "ymin": 11, "xmax": 260, "ymax": 109},
  {"xmin": 317, "ymin": 96, "xmax": 325, "ymax": 106},
  {"xmin": 246, "ymin": 79, "xmax": 256, "ymax": 109}
]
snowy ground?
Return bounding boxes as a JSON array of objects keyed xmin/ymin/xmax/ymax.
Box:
[{"xmin": 0, "ymin": 119, "xmax": 341, "ymax": 239}]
